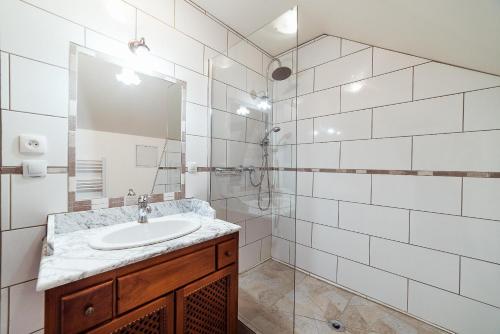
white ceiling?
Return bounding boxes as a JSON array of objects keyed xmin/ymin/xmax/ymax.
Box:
[{"xmin": 192, "ymin": 0, "xmax": 500, "ymax": 75}]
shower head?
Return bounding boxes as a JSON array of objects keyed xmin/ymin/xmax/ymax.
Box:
[
  {"xmin": 271, "ymin": 66, "xmax": 292, "ymax": 81},
  {"xmin": 267, "ymin": 59, "xmax": 292, "ymax": 81},
  {"xmin": 261, "ymin": 126, "xmax": 281, "ymax": 145}
]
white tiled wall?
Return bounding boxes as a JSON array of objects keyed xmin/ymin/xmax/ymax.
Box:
[
  {"xmin": 270, "ymin": 34, "xmax": 500, "ymax": 333},
  {"xmin": 0, "ymin": 0, "xmax": 271, "ymax": 332}
]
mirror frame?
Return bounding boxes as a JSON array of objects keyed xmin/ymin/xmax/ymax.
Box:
[{"xmin": 67, "ymin": 43, "xmax": 186, "ymax": 212}]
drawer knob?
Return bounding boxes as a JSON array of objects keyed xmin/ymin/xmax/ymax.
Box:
[
  {"xmin": 224, "ymin": 251, "xmax": 232, "ymax": 257},
  {"xmin": 84, "ymin": 306, "xmax": 95, "ymax": 316}
]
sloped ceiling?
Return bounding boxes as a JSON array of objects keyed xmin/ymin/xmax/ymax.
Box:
[{"xmin": 192, "ymin": 0, "xmax": 500, "ymax": 75}]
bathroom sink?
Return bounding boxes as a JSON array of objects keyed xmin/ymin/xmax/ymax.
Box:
[{"xmin": 89, "ymin": 216, "xmax": 201, "ymax": 250}]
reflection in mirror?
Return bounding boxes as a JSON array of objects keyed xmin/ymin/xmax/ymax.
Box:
[{"xmin": 74, "ymin": 49, "xmax": 183, "ymax": 202}]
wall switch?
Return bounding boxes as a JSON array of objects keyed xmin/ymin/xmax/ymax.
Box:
[
  {"xmin": 19, "ymin": 134, "xmax": 47, "ymax": 154},
  {"xmin": 22, "ymin": 160, "xmax": 47, "ymax": 177},
  {"xmin": 187, "ymin": 162, "xmax": 198, "ymax": 174}
]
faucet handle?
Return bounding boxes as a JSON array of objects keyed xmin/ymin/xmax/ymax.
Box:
[{"xmin": 138, "ymin": 194, "xmax": 149, "ymax": 204}]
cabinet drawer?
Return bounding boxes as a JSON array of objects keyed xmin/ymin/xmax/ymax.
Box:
[
  {"xmin": 60, "ymin": 280, "xmax": 113, "ymax": 334},
  {"xmin": 217, "ymin": 239, "xmax": 237, "ymax": 269},
  {"xmin": 87, "ymin": 295, "xmax": 174, "ymax": 334},
  {"xmin": 117, "ymin": 246, "xmax": 215, "ymax": 314}
]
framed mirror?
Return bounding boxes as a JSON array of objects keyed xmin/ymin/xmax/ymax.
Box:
[{"xmin": 68, "ymin": 44, "xmax": 185, "ymax": 211}]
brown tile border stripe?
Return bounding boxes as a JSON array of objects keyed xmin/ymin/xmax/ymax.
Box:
[
  {"xmin": 207, "ymin": 166, "xmax": 500, "ymax": 178},
  {"xmin": 1, "ymin": 166, "xmax": 68, "ymax": 174},
  {"xmin": 2, "ymin": 166, "xmax": 499, "ymax": 178}
]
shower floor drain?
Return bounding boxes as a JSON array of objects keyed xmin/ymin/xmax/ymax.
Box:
[{"xmin": 328, "ymin": 320, "xmax": 346, "ymax": 332}]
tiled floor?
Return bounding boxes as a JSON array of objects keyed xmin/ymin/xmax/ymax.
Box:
[{"xmin": 239, "ymin": 260, "xmax": 448, "ymax": 334}]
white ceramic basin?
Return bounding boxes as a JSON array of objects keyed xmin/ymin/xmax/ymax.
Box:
[{"xmin": 89, "ymin": 216, "xmax": 201, "ymax": 250}]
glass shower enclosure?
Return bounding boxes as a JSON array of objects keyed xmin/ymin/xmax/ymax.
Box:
[{"xmin": 208, "ymin": 7, "xmax": 299, "ymax": 333}]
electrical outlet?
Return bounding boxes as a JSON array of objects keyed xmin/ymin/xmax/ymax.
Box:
[{"xmin": 19, "ymin": 134, "xmax": 47, "ymax": 154}]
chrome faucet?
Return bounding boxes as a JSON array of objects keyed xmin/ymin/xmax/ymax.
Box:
[{"xmin": 138, "ymin": 194, "xmax": 152, "ymax": 223}]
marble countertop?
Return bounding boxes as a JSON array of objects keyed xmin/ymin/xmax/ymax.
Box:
[{"xmin": 36, "ymin": 200, "xmax": 240, "ymax": 291}]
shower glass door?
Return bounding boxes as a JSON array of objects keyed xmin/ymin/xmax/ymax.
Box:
[{"xmin": 208, "ymin": 7, "xmax": 299, "ymax": 333}]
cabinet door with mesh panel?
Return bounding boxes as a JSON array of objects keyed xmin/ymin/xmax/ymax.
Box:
[
  {"xmin": 176, "ymin": 265, "xmax": 238, "ymax": 334},
  {"xmin": 87, "ymin": 295, "xmax": 174, "ymax": 334}
]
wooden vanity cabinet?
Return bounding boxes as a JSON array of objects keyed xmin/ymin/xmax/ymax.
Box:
[{"xmin": 44, "ymin": 233, "xmax": 238, "ymax": 334}]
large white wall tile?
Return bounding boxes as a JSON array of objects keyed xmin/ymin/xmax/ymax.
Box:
[
  {"xmin": 211, "ymin": 80, "xmax": 227, "ymax": 111},
  {"xmin": 341, "ymin": 69, "xmax": 413, "ymax": 112},
  {"xmin": 228, "ymin": 32, "xmax": 263, "ymax": 74},
  {"xmin": 340, "ymin": 137, "xmax": 412, "ymax": 170},
  {"xmin": 185, "ymin": 172, "xmax": 208, "ymax": 200},
  {"xmin": 296, "ymin": 244, "xmax": 337, "ymax": 282},
  {"xmin": 461, "ymin": 258, "xmax": 500, "ymax": 308},
  {"xmin": 272, "ymin": 121, "xmax": 296, "ymax": 145},
  {"xmin": 0, "ymin": 52, "xmax": 9, "ymax": 110},
  {"xmin": 296, "ymin": 87, "xmax": 340, "ymax": 119},
  {"xmin": 175, "ymin": 0, "xmax": 227, "ymax": 54},
  {"xmin": 246, "ymin": 118, "xmax": 265, "ymax": 144},
  {"xmin": 25, "ymin": 0, "xmax": 135, "ymax": 42},
  {"xmin": 226, "ymin": 141, "xmax": 260, "ymax": 167},
  {"xmin": 246, "ymin": 215, "xmax": 272, "ymax": 244},
  {"xmin": 226, "ymin": 86, "xmax": 262, "ymax": 120},
  {"xmin": 126, "ymin": 0, "xmax": 174, "ymax": 26},
  {"xmin": 11, "ymin": 174, "xmax": 67, "ymax": 229},
  {"xmin": 464, "ymin": 87, "xmax": 500, "ymax": 131},
  {"xmin": 339, "ymin": 202, "xmax": 409, "ymax": 242},
  {"xmin": 412, "ymin": 131, "xmax": 500, "ymax": 172},
  {"xmin": 414, "ymin": 62, "xmax": 500, "ymax": 100},
  {"xmin": 2, "ymin": 110, "xmax": 68, "ymax": 166},
  {"xmin": 297, "ymin": 69, "xmax": 314, "ymax": 96},
  {"xmin": 271, "ymin": 236, "xmax": 290, "ymax": 264},
  {"xmin": 462, "ymin": 178, "xmax": 500, "ymax": 221},
  {"xmin": 314, "ymin": 109, "xmax": 372, "ymax": 142},
  {"xmin": 297, "ymin": 142, "xmax": 340, "ymax": 168},
  {"xmin": 174, "ymin": 65, "xmax": 208, "ymax": 105},
  {"xmin": 0, "ymin": 0, "xmax": 84, "ymax": 67},
  {"xmin": 272, "ymin": 145, "xmax": 292, "ymax": 168},
  {"xmin": 341, "ymin": 39, "xmax": 369, "ymax": 56},
  {"xmin": 312, "ymin": 225, "xmax": 369, "ymax": 264},
  {"xmin": 371, "ymin": 237, "xmax": 459, "ymax": 292},
  {"xmin": 296, "ymin": 119, "xmax": 314, "ymax": 144},
  {"xmin": 337, "ymin": 258, "xmax": 407, "ymax": 310},
  {"xmin": 185, "ymin": 135, "xmax": 208, "ymax": 166},
  {"xmin": 410, "ymin": 211, "xmax": 500, "ymax": 264},
  {"xmin": 272, "ymin": 215, "xmax": 294, "ymax": 241},
  {"xmin": 211, "ymin": 139, "xmax": 226, "ymax": 167},
  {"xmin": 10, "ymin": 56, "xmax": 68, "ymax": 117},
  {"xmin": 210, "ymin": 173, "xmax": 245, "ymax": 200},
  {"xmin": 185, "ymin": 103, "xmax": 207, "ymax": 136},
  {"xmin": 298, "ymin": 36, "xmax": 340, "ymax": 71},
  {"xmin": 246, "ymin": 70, "xmax": 266, "ymax": 95},
  {"xmin": 137, "ymin": 11, "xmax": 204, "ymax": 73},
  {"xmin": 296, "ymin": 172, "xmax": 313, "ymax": 196},
  {"xmin": 373, "ymin": 48, "xmax": 427, "ymax": 76},
  {"xmin": 314, "ymin": 172, "xmax": 371, "ymax": 203},
  {"xmin": 315, "ymin": 48, "xmax": 372, "ymax": 90},
  {"xmin": 1, "ymin": 288, "xmax": 7, "ymax": 334},
  {"xmin": 408, "ymin": 281, "xmax": 500, "ymax": 334},
  {"xmin": 9, "ymin": 280, "xmax": 44, "ymax": 334},
  {"xmin": 239, "ymin": 240, "xmax": 261, "ymax": 273},
  {"xmin": 261, "ymin": 235, "xmax": 272, "ymax": 260},
  {"xmin": 1, "ymin": 226, "xmax": 45, "ymax": 287},
  {"xmin": 372, "ymin": 175, "xmax": 461, "ymax": 214},
  {"xmin": 273, "ymin": 99, "xmax": 293, "ymax": 123},
  {"xmin": 0, "ymin": 174, "xmax": 10, "ymax": 231},
  {"xmin": 295, "ymin": 220, "xmax": 312, "ymax": 246},
  {"xmin": 296, "ymin": 196, "xmax": 338, "ymax": 227},
  {"xmin": 211, "ymin": 110, "xmax": 246, "ymax": 141},
  {"xmin": 373, "ymin": 94, "xmax": 463, "ymax": 137},
  {"xmin": 211, "ymin": 55, "xmax": 246, "ymax": 90}
]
